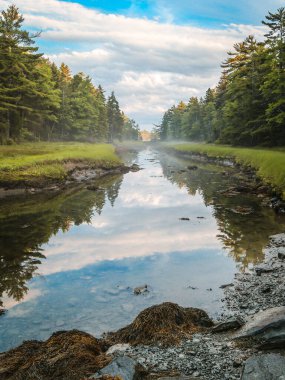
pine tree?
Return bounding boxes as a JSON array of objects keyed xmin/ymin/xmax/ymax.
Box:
[
  {"xmin": 107, "ymin": 92, "xmax": 124, "ymax": 141},
  {"xmin": 0, "ymin": 5, "xmax": 43, "ymax": 142},
  {"xmin": 262, "ymin": 8, "xmax": 285, "ymax": 145},
  {"xmin": 96, "ymin": 85, "xmax": 109, "ymax": 141}
]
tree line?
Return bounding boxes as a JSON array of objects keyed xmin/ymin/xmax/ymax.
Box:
[
  {"xmin": 157, "ymin": 8, "xmax": 285, "ymax": 146},
  {"xmin": 0, "ymin": 5, "xmax": 140, "ymax": 144}
]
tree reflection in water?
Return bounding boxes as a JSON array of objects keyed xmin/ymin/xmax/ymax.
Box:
[
  {"xmin": 159, "ymin": 153, "xmax": 285, "ymax": 271},
  {"xmin": 0, "ymin": 174, "xmax": 123, "ymax": 307}
]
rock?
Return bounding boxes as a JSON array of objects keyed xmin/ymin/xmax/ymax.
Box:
[
  {"xmin": 219, "ymin": 283, "xmax": 234, "ymax": 289},
  {"xmin": 129, "ymin": 164, "xmax": 141, "ymax": 172},
  {"xmin": 255, "ymin": 267, "xmax": 273, "ymax": 276},
  {"xmin": 212, "ymin": 317, "xmax": 244, "ymax": 333},
  {"xmin": 179, "ymin": 217, "xmax": 190, "ymax": 221},
  {"xmin": 260, "ymin": 285, "xmax": 272, "ymax": 294},
  {"xmin": 271, "ymin": 198, "xmax": 285, "ymax": 214},
  {"xmin": 90, "ymin": 356, "xmax": 140, "ymax": 380},
  {"xmin": 278, "ymin": 249, "xmax": 285, "ymax": 260},
  {"xmin": 270, "ymin": 233, "xmax": 285, "ymax": 247},
  {"xmin": 258, "ymin": 334, "xmax": 285, "ymax": 349},
  {"xmin": 232, "ymin": 357, "xmax": 243, "ymax": 368},
  {"xmin": 106, "ymin": 344, "xmax": 131, "ymax": 355},
  {"xmin": 105, "ymin": 302, "xmax": 213, "ymax": 346},
  {"xmin": 187, "ymin": 165, "xmax": 198, "ymax": 170},
  {"xmin": 241, "ymin": 354, "xmax": 285, "ymax": 380},
  {"xmin": 134, "ymin": 284, "xmax": 149, "ymax": 295},
  {"xmin": 234, "ymin": 306, "xmax": 285, "ymax": 347}
]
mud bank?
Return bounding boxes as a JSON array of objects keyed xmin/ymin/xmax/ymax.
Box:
[{"xmin": 0, "ymin": 162, "xmax": 140, "ymax": 198}]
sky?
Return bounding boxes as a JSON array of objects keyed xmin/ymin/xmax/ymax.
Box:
[{"xmin": 0, "ymin": 0, "xmax": 284, "ymax": 130}]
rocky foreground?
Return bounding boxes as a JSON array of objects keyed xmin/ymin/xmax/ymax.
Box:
[{"xmin": 0, "ymin": 234, "xmax": 284, "ymax": 380}]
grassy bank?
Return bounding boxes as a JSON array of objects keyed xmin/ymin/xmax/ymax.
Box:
[
  {"xmin": 0, "ymin": 142, "xmax": 122, "ymax": 186},
  {"xmin": 167, "ymin": 143, "xmax": 285, "ymax": 199}
]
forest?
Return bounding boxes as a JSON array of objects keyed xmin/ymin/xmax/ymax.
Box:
[
  {"xmin": 0, "ymin": 5, "xmax": 140, "ymax": 144},
  {"xmin": 157, "ymin": 8, "xmax": 285, "ymax": 146}
]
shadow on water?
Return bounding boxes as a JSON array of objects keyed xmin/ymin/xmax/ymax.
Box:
[{"xmin": 0, "ymin": 147, "xmax": 285, "ymax": 351}]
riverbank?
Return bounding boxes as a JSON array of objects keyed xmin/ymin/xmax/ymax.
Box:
[
  {"xmin": 163, "ymin": 143, "xmax": 285, "ymax": 201},
  {"xmin": 0, "ymin": 232, "xmax": 284, "ymax": 379},
  {"xmin": 0, "ymin": 142, "xmax": 136, "ymax": 195}
]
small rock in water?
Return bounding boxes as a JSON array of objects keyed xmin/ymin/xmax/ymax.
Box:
[
  {"xmin": 179, "ymin": 217, "xmax": 190, "ymax": 221},
  {"xmin": 129, "ymin": 164, "xmax": 141, "ymax": 172},
  {"xmin": 219, "ymin": 283, "xmax": 234, "ymax": 289},
  {"xmin": 187, "ymin": 165, "xmax": 198, "ymax": 170},
  {"xmin": 134, "ymin": 284, "xmax": 149, "ymax": 295}
]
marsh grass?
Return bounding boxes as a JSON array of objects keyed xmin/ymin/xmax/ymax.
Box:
[
  {"xmin": 168, "ymin": 143, "xmax": 285, "ymax": 199},
  {"xmin": 0, "ymin": 142, "xmax": 122, "ymax": 184}
]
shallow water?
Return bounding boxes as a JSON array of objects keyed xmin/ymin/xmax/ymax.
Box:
[{"xmin": 0, "ymin": 147, "xmax": 284, "ymax": 352}]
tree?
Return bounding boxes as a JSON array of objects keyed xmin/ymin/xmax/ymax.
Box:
[
  {"xmin": 107, "ymin": 92, "xmax": 124, "ymax": 141},
  {"xmin": 0, "ymin": 5, "xmax": 43, "ymax": 142},
  {"xmin": 261, "ymin": 8, "xmax": 285, "ymax": 145},
  {"xmin": 96, "ymin": 85, "xmax": 109, "ymax": 141}
]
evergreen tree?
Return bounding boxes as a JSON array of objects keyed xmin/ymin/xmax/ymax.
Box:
[
  {"xmin": 261, "ymin": 8, "xmax": 285, "ymax": 144},
  {"xmin": 96, "ymin": 85, "xmax": 109, "ymax": 141},
  {"xmin": 107, "ymin": 92, "xmax": 124, "ymax": 141},
  {"xmin": 0, "ymin": 5, "xmax": 43, "ymax": 142}
]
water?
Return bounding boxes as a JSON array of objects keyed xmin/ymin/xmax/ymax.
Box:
[{"xmin": 0, "ymin": 148, "xmax": 284, "ymax": 352}]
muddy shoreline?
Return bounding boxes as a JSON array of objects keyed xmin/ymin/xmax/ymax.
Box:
[
  {"xmin": 163, "ymin": 146, "xmax": 285, "ymax": 214},
  {"xmin": 0, "ymin": 162, "xmax": 140, "ymax": 198}
]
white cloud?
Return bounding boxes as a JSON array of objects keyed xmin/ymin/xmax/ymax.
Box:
[{"xmin": 0, "ymin": 0, "xmax": 267, "ymax": 129}]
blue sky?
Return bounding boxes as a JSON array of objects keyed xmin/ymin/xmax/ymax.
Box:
[
  {"xmin": 0, "ymin": 0, "xmax": 284, "ymax": 130},
  {"xmin": 60, "ymin": 0, "xmax": 284, "ymax": 26}
]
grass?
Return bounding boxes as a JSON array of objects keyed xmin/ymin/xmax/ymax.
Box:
[
  {"xmin": 166, "ymin": 142, "xmax": 285, "ymax": 199},
  {"xmin": 0, "ymin": 142, "xmax": 122, "ymax": 185}
]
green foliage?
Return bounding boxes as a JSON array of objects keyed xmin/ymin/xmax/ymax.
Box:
[
  {"xmin": 107, "ymin": 91, "xmax": 124, "ymax": 141},
  {"xmin": 0, "ymin": 5, "xmax": 139, "ymax": 144},
  {"xmin": 157, "ymin": 7, "xmax": 285, "ymax": 147}
]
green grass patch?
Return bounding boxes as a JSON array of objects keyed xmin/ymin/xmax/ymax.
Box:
[
  {"xmin": 166, "ymin": 142, "xmax": 285, "ymax": 199},
  {"xmin": 0, "ymin": 142, "xmax": 122, "ymax": 184}
]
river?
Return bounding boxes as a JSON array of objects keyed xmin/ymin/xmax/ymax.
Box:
[{"xmin": 0, "ymin": 147, "xmax": 284, "ymax": 352}]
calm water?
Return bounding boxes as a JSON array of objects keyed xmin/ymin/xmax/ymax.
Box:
[{"xmin": 0, "ymin": 148, "xmax": 285, "ymax": 352}]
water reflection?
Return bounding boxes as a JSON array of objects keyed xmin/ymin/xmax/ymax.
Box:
[
  {"xmin": 0, "ymin": 174, "xmax": 123, "ymax": 306},
  {"xmin": 158, "ymin": 152, "xmax": 285, "ymax": 270},
  {"xmin": 0, "ymin": 148, "xmax": 285, "ymax": 351}
]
